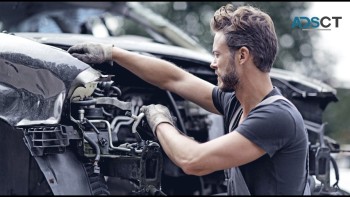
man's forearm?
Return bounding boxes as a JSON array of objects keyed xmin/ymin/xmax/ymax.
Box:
[
  {"xmin": 111, "ymin": 47, "xmax": 220, "ymax": 115},
  {"xmin": 111, "ymin": 47, "xmax": 187, "ymax": 91},
  {"xmin": 155, "ymin": 123, "xmax": 206, "ymax": 175}
]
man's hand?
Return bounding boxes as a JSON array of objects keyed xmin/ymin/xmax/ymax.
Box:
[
  {"xmin": 140, "ymin": 104, "xmax": 175, "ymax": 137},
  {"xmin": 68, "ymin": 42, "xmax": 113, "ymax": 64}
]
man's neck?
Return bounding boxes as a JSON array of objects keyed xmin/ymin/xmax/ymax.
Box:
[{"xmin": 235, "ymin": 75, "xmax": 273, "ymax": 117}]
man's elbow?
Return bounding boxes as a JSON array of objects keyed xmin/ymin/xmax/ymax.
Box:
[{"xmin": 180, "ymin": 160, "xmax": 211, "ymax": 176}]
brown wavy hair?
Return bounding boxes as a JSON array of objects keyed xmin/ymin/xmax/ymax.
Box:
[{"xmin": 210, "ymin": 4, "xmax": 278, "ymax": 72}]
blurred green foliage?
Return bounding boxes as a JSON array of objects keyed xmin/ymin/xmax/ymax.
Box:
[
  {"xmin": 142, "ymin": 2, "xmax": 336, "ymax": 84},
  {"xmin": 324, "ymin": 88, "xmax": 350, "ymax": 144}
]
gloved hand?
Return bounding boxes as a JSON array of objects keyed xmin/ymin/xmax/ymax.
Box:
[
  {"xmin": 67, "ymin": 42, "xmax": 113, "ymax": 64},
  {"xmin": 140, "ymin": 104, "xmax": 175, "ymax": 137}
]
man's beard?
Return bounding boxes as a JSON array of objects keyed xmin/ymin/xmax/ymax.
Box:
[{"xmin": 220, "ymin": 65, "xmax": 239, "ymax": 92}]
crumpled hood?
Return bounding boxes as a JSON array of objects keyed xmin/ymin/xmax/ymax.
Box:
[{"xmin": 0, "ymin": 33, "xmax": 100, "ymax": 126}]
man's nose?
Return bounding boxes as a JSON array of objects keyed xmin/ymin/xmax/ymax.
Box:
[{"xmin": 210, "ymin": 61, "xmax": 217, "ymax": 70}]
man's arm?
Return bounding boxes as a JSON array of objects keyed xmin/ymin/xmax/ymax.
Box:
[
  {"xmin": 111, "ymin": 47, "xmax": 219, "ymax": 114},
  {"xmin": 155, "ymin": 123, "xmax": 266, "ymax": 176},
  {"xmin": 68, "ymin": 43, "xmax": 220, "ymax": 114},
  {"xmin": 140, "ymin": 104, "xmax": 264, "ymax": 176}
]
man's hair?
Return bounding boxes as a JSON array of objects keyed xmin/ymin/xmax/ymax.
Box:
[{"xmin": 210, "ymin": 4, "xmax": 278, "ymax": 72}]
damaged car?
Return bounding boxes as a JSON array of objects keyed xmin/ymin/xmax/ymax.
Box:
[{"xmin": 0, "ymin": 2, "xmax": 348, "ymax": 195}]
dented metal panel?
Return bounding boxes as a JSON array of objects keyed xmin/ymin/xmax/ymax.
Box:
[{"xmin": 0, "ymin": 33, "xmax": 99, "ymax": 126}]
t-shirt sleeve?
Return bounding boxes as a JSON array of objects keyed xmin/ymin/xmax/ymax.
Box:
[
  {"xmin": 212, "ymin": 86, "xmax": 224, "ymax": 115},
  {"xmin": 235, "ymin": 104, "xmax": 295, "ymax": 157},
  {"xmin": 212, "ymin": 86, "xmax": 235, "ymax": 115}
]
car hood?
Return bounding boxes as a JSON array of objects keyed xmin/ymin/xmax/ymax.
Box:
[
  {"xmin": 14, "ymin": 32, "xmax": 338, "ymax": 94},
  {"xmin": 0, "ymin": 32, "xmax": 100, "ymax": 126}
]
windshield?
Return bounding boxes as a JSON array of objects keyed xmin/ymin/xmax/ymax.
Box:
[{"xmin": 0, "ymin": 2, "xmax": 209, "ymax": 54}]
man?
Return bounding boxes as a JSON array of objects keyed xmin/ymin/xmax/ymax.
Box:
[{"xmin": 68, "ymin": 4, "xmax": 310, "ymax": 195}]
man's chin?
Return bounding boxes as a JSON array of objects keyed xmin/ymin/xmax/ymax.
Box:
[{"xmin": 218, "ymin": 85, "xmax": 235, "ymax": 92}]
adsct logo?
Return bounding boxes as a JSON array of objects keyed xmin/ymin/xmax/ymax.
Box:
[{"xmin": 292, "ymin": 16, "xmax": 342, "ymax": 31}]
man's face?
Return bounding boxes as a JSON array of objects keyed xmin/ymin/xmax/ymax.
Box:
[{"xmin": 210, "ymin": 31, "xmax": 239, "ymax": 92}]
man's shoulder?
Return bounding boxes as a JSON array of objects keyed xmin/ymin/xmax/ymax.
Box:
[{"xmin": 252, "ymin": 99, "xmax": 303, "ymax": 126}]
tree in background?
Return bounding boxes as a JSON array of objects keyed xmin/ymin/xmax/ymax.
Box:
[
  {"xmin": 324, "ymin": 88, "xmax": 350, "ymax": 144},
  {"xmin": 142, "ymin": 2, "xmax": 336, "ymax": 85}
]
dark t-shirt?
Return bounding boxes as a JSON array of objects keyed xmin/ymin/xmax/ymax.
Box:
[{"xmin": 212, "ymin": 86, "xmax": 309, "ymax": 195}]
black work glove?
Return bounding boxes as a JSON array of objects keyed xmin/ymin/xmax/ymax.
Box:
[
  {"xmin": 68, "ymin": 42, "xmax": 113, "ymax": 64},
  {"xmin": 140, "ymin": 104, "xmax": 175, "ymax": 137}
]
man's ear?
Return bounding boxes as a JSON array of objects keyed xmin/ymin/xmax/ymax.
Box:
[{"xmin": 238, "ymin": 46, "xmax": 250, "ymax": 64}]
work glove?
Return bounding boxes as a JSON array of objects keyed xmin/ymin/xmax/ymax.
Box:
[
  {"xmin": 140, "ymin": 104, "xmax": 175, "ymax": 137},
  {"xmin": 68, "ymin": 42, "xmax": 113, "ymax": 64}
]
